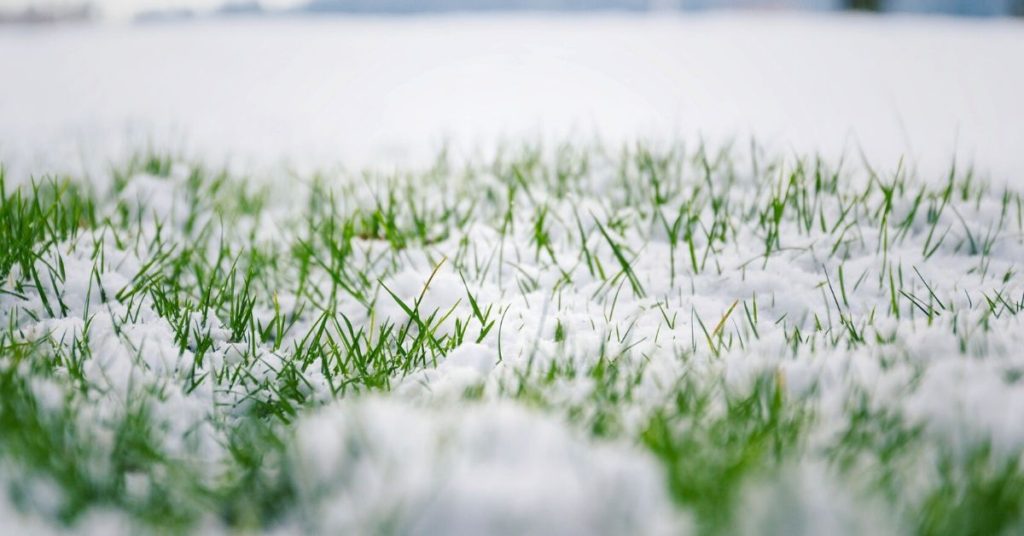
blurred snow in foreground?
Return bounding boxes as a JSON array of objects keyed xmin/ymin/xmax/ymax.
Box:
[
  {"xmin": 0, "ymin": 13, "xmax": 1021, "ymax": 181},
  {"xmin": 294, "ymin": 399, "xmax": 686, "ymax": 534}
]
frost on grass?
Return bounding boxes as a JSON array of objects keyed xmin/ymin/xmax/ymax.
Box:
[{"xmin": 2, "ymin": 144, "xmax": 1024, "ymax": 534}]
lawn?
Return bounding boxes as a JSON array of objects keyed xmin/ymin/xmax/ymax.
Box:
[{"xmin": 3, "ymin": 142, "xmax": 1024, "ymax": 534}]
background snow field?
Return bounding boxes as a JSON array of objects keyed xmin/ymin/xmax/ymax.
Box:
[
  {"xmin": 2, "ymin": 15, "xmax": 1024, "ymax": 181},
  {"xmin": 2, "ymin": 12, "xmax": 1024, "ymax": 536}
]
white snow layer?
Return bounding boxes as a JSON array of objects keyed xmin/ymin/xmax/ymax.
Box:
[
  {"xmin": 293, "ymin": 399, "xmax": 687, "ymax": 535},
  {"xmin": 0, "ymin": 14, "xmax": 1023, "ymax": 182}
]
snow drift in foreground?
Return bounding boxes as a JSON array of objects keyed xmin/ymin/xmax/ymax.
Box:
[{"xmin": 294, "ymin": 399, "xmax": 685, "ymax": 535}]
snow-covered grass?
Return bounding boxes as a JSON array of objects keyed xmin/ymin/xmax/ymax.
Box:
[{"xmin": 2, "ymin": 141, "xmax": 1024, "ymax": 534}]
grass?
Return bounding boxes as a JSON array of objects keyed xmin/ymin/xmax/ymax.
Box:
[{"xmin": 1, "ymin": 142, "xmax": 1024, "ymax": 534}]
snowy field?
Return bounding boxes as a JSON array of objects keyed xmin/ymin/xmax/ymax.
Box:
[
  {"xmin": 2, "ymin": 14, "xmax": 1024, "ymax": 179},
  {"xmin": 2, "ymin": 13, "xmax": 1024, "ymax": 535}
]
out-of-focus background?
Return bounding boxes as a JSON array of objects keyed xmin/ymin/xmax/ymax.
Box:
[
  {"xmin": 1, "ymin": 0, "xmax": 1023, "ymax": 23},
  {"xmin": 1, "ymin": 0, "xmax": 1022, "ymax": 184}
]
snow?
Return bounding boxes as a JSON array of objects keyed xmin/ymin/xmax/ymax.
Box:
[
  {"xmin": 2, "ymin": 11, "xmax": 1024, "ymax": 534},
  {"xmin": 292, "ymin": 398, "xmax": 687, "ymax": 535},
  {"xmin": 737, "ymin": 462, "xmax": 904, "ymax": 536},
  {"xmin": 1, "ymin": 14, "xmax": 1023, "ymax": 182}
]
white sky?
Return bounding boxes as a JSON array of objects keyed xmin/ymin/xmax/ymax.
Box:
[{"xmin": 0, "ymin": 1, "xmax": 303, "ymax": 20}]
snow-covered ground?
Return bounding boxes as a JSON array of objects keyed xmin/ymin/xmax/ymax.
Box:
[
  {"xmin": 2, "ymin": 13, "xmax": 1024, "ymax": 535},
  {"xmin": 1, "ymin": 14, "xmax": 1023, "ymax": 181}
]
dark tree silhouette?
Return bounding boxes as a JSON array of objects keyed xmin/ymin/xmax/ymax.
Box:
[{"xmin": 846, "ymin": 0, "xmax": 882, "ymax": 10}]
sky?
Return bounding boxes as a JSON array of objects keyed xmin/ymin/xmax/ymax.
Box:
[
  {"xmin": 0, "ymin": 0, "xmax": 1018, "ymax": 21},
  {"xmin": 0, "ymin": 1, "xmax": 299, "ymax": 20}
]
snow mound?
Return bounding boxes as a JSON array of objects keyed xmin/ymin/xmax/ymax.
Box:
[{"xmin": 293, "ymin": 398, "xmax": 688, "ymax": 535}]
